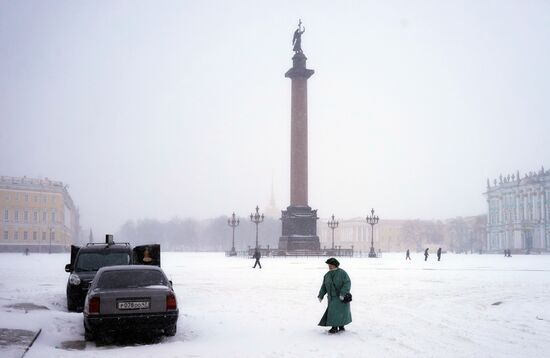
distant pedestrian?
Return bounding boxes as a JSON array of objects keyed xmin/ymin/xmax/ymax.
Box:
[
  {"xmin": 252, "ymin": 248, "xmax": 262, "ymax": 269},
  {"xmin": 24, "ymin": 248, "xmax": 30, "ymax": 256},
  {"xmin": 318, "ymin": 258, "xmax": 352, "ymax": 334},
  {"xmin": 424, "ymin": 248, "xmax": 429, "ymax": 261},
  {"xmin": 406, "ymin": 249, "xmax": 411, "ymax": 260},
  {"xmin": 437, "ymin": 248, "xmax": 442, "ymax": 261},
  {"xmin": 504, "ymin": 249, "xmax": 508, "ymax": 257}
]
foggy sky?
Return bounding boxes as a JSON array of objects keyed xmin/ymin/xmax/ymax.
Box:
[{"xmin": 1, "ymin": 0, "xmax": 549, "ymax": 236}]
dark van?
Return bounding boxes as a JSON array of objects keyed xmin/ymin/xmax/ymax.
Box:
[{"xmin": 65, "ymin": 235, "xmax": 160, "ymax": 312}]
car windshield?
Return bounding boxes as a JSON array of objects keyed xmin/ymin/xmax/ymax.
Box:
[
  {"xmin": 75, "ymin": 252, "xmax": 130, "ymax": 272},
  {"xmin": 96, "ymin": 270, "xmax": 168, "ymax": 289}
]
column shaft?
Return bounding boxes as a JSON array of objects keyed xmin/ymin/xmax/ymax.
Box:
[{"xmin": 290, "ymin": 77, "xmax": 308, "ymax": 206}]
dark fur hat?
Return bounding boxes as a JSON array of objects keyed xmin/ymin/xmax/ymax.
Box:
[{"xmin": 325, "ymin": 257, "xmax": 340, "ymax": 267}]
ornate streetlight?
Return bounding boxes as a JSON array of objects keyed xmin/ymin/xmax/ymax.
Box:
[
  {"xmin": 227, "ymin": 212, "xmax": 239, "ymax": 256},
  {"xmin": 250, "ymin": 206, "xmax": 264, "ymax": 249},
  {"xmin": 366, "ymin": 208, "xmax": 379, "ymax": 258},
  {"xmin": 327, "ymin": 214, "xmax": 339, "ymax": 250}
]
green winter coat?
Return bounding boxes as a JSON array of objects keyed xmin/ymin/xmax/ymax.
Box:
[{"xmin": 318, "ymin": 268, "xmax": 352, "ymax": 327}]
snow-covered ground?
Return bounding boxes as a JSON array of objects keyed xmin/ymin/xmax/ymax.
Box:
[{"xmin": 0, "ymin": 252, "xmax": 549, "ymax": 357}]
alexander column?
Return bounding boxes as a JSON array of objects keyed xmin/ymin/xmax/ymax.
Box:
[{"xmin": 279, "ymin": 20, "xmax": 320, "ymax": 252}]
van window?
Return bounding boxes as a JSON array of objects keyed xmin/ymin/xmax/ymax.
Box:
[{"xmin": 75, "ymin": 252, "xmax": 130, "ymax": 272}]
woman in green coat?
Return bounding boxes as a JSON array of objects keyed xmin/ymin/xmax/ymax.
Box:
[{"xmin": 318, "ymin": 257, "xmax": 352, "ymax": 334}]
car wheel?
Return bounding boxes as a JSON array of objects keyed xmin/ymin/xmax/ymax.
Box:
[
  {"xmin": 67, "ymin": 298, "xmax": 77, "ymax": 312},
  {"xmin": 165, "ymin": 324, "xmax": 177, "ymax": 337}
]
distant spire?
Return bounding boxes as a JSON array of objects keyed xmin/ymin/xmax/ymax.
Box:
[
  {"xmin": 265, "ymin": 177, "xmax": 279, "ymax": 218},
  {"xmin": 88, "ymin": 228, "xmax": 94, "ymax": 243}
]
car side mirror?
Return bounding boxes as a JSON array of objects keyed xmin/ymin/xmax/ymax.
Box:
[
  {"xmin": 65, "ymin": 264, "xmax": 72, "ymax": 273},
  {"xmin": 169, "ymin": 280, "xmax": 173, "ymax": 286}
]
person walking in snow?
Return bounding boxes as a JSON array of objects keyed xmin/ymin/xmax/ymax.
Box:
[
  {"xmin": 406, "ymin": 249, "xmax": 411, "ymax": 260},
  {"xmin": 424, "ymin": 248, "xmax": 429, "ymax": 261},
  {"xmin": 252, "ymin": 248, "xmax": 262, "ymax": 269},
  {"xmin": 437, "ymin": 247, "xmax": 442, "ymax": 261},
  {"xmin": 318, "ymin": 258, "xmax": 352, "ymax": 334}
]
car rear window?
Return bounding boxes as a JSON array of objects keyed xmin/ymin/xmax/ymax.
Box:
[
  {"xmin": 75, "ymin": 252, "xmax": 130, "ymax": 272},
  {"xmin": 97, "ymin": 270, "xmax": 168, "ymax": 289}
]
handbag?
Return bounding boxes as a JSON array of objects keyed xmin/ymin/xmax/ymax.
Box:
[
  {"xmin": 331, "ymin": 276, "xmax": 352, "ymax": 303},
  {"xmin": 342, "ymin": 292, "xmax": 353, "ymax": 303}
]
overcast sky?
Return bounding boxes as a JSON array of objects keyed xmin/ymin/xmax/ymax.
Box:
[{"xmin": 1, "ymin": 0, "xmax": 549, "ymax": 235}]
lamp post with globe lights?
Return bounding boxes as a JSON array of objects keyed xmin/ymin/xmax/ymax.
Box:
[
  {"xmin": 250, "ymin": 206, "xmax": 264, "ymax": 250},
  {"xmin": 327, "ymin": 214, "xmax": 339, "ymax": 250},
  {"xmin": 227, "ymin": 212, "xmax": 239, "ymax": 256},
  {"xmin": 366, "ymin": 208, "xmax": 379, "ymax": 258}
]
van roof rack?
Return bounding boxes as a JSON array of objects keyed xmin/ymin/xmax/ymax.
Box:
[{"xmin": 85, "ymin": 242, "xmax": 131, "ymax": 247}]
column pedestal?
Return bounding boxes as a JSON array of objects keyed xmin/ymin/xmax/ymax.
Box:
[{"xmin": 279, "ymin": 205, "xmax": 320, "ymax": 251}]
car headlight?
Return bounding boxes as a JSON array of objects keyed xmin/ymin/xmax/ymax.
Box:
[{"xmin": 69, "ymin": 273, "xmax": 81, "ymax": 286}]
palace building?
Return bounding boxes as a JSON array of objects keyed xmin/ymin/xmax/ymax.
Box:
[
  {"xmin": 0, "ymin": 176, "xmax": 80, "ymax": 252},
  {"xmin": 485, "ymin": 167, "xmax": 550, "ymax": 253}
]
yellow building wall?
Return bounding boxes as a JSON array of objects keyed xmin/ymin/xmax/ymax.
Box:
[{"xmin": 0, "ymin": 188, "xmax": 72, "ymax": 247}]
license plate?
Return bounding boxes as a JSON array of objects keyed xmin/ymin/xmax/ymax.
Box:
[{"xmin": 118, "ymin": 301, "xmax": 150, "ymax": 310}]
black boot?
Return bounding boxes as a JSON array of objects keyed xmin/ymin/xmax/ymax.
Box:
[
  {"xmin": 338, "ymin": 326, "xmax": 345, "ymax": 332},
  {"xmin": 328, "ymin": 327, "xmax": 338, "ymax": 334}
]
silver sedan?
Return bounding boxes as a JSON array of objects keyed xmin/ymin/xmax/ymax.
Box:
[{"xmin": 83, "ymin": 265, "xmax": 178, "ymax": 341}]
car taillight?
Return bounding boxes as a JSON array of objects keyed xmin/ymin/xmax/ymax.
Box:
[
  {"xmin": 166, "ymin": 294, "xmax": 177, "ymax": 311},
  {"xmin": 89, "ymin": 297, "xmax": 100, "ymax": 314}
]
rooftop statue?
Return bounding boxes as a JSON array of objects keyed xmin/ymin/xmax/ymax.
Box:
[{"xmin": 292, "ymin": 19, "xmax": 305, "ymax": 54}]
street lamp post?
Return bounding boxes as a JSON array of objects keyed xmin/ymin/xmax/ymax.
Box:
[
  {"xmin": 227, "ymin": 212, "xmax": 239, "ymax": 256},
  {"xmin": 366, "ymin": 208, "xmax": 380, "ymax": 258},
  {"xmin": 327, "ymin": 214, "xmax": 339, "ymax": 250},
  {"xmin": 250, "ymin": 206, "xmax": 264, "ymax": 250}
]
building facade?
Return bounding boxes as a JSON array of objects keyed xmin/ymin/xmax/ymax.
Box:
[
  {"xmin": 0, "ymin": 176, "xmax": 80, "ymax": 252},
  {"xmin": 317, "ymin": 218, "xmax": 411, "ymax": 253},
  {"xmin": 485, "ymin": 167, "xmax": 550, "ymax": 253},
  {"xmin": 318, "ymin": 215, "xmax": 486, "ymax": 254}
]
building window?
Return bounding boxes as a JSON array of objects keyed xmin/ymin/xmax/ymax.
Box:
[
  {"xmin": 24, "ymin": 194, "xmax": 28, "ymax": 202},
  {"xmin": 50, "ymin": 231, "xmax": 55, "ymax": 241},
  {"xmin": 14, "ymin": 210, "xmax": 19, "ymax": 223},
  {"xmin": 33, "ymin": 211, "xmax": 38, "ymax": 223},
  {"xmin": 15, "ymin": 193, "xmax": 19, "ymax": 201},
  {"xmin": 24, "ymin": 210, "xmax": 29, "ymax": 223},
  {"xmin": 14, "ymin": 232, "xmax": 19, "ymax": 240},
  {"xmin": 3, "ymin": 231, "xmax": 7, "ymax": 240},
  {"xmin": 51, "ymin": 212, "xmax": 56, "ymax": 224},
  {"xmin": 23, "ymin": 232, "xmax": 28, "ymax": 240},
  {"xmin": 33, "ymin": 232, "xmax": 37, "ymax": 240},
  {"xmin": 42, "ymin": 232, "xmax": 46, "ymax": 240},
  {"xmin": 42, "ymin": 212, "xmax": 47, "ymax": 223},
  {"xmin": 3, "ymin": 209, "xmax": 7, "ymax": 222}
]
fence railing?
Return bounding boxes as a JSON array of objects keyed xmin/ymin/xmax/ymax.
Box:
[{"xmin": 225, "ymin": 247, "xmax": 355, "ymax": 258}]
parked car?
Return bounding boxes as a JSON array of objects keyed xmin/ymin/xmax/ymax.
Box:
[
  {"xmin": 83, "ymin": 265, "xmax": 178, "ymax": 341},
  {"xmin": 65, "ymin": 235, "xmax": 160, "ymax": 312}
]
